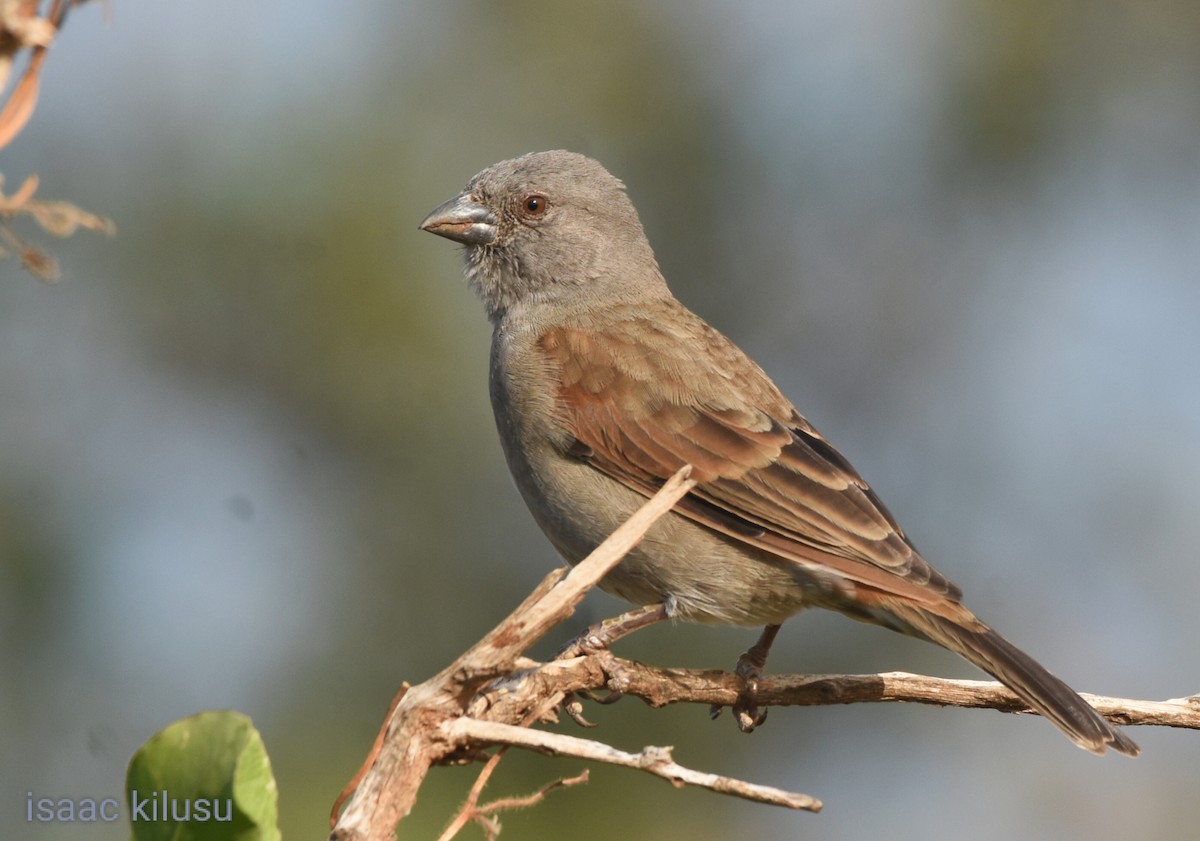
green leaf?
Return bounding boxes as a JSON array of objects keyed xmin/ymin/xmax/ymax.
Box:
[{"xmin": 125, "ymin": 710, "xmax": 280, "ymax": 841}]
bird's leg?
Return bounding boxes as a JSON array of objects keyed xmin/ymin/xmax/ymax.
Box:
[
  {"xmin": 712, "ymin": 623, "xmax": 781, "ymax": 733},
  {"xmin": 556, "ymin": 602, "xmax": 669, "ymax": 660},
  {"xmin": 555, "ymin": 603, "xmax": 668, "ymax": 720}
]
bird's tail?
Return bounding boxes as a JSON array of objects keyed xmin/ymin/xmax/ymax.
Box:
[{"xmin": 888, "ymin": 603, "xmax": 1140, "ymax": 756}]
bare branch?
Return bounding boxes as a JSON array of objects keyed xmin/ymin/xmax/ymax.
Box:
[
  {"xmin": 444, "ymin": 718, "xmax": 822, "ymax": 812},
  {"xmin": 476, "ymin": 770, "xmax": 590, "ymax": 816},
  {"xmin": 460, "ymin": 465, "xmax": 697, "ymax": 673},
  {"xmin": 0, "ymin": 0, "xmax": 74, "ymax": 149},
  {"xmin": 490, "ymin": 657, "xmax": 1200, "ymax": 731},
  {"xmin": 433, "ymin": 746, "xmax": 510, "ymax": 841},
  {"xmin": 436, "ymin": 766, "xmax": 590, "ymax": 841}
]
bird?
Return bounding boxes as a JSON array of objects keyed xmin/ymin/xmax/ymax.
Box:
[{"xmin": 418, "ymin": 149, "xmax": 1139, "ymax": 756}]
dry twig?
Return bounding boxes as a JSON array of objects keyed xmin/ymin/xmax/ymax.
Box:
[
  {"xmin": 1, "ymin": 1, "xmax": 112, "ymax": 281},
  {"xmin": 0, "ymin": 173, "xmax": 115, "ymax": 280},
  {"xmin": 445, "ymin": 718, "xmax": 821, "ymax": 812}
]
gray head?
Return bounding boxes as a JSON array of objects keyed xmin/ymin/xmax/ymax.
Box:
[{"xmin": 419, "ymin": 151, "xmax": 668, "ymax": 322}]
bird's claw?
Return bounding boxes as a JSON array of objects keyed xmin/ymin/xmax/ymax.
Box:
[
  {"xmin": 554, "ymin": 603, "xmax": 668, "ymax": 661},
  {"xmin": 563, "ymin": 696, "xmax": 597, "ymax": 728},
  {"xmin": 554, "ymin": 630, "xmax": 606, "ymax": 661},
  {"xmin": 582, "ymin": 687, "xmax": 625, "ymax": 705},
  {"xmin": 716, "ymin": 625, "xmax": 780, "ymax": 733},
  {"xmin": 731, "ymin": 668, "xmax": 769, "ymax": 732},
  {"xmin": 560, "ymin": 647, "xmax": 631, "ymax": 728}
]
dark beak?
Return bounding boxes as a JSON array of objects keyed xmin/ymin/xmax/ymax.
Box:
[{"xmin": 419, "ymin": 192, "xmax": 497, "ymax": 246}]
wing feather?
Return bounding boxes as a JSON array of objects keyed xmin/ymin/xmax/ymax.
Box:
[{"xmin": 542, "ymin": 320, "xmax": 964, "ymax": 607}]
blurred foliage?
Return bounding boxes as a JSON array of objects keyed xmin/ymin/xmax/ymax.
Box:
[{"xmin": 951, "ymin": 0, "xmax": 1200, "ymax": 172}]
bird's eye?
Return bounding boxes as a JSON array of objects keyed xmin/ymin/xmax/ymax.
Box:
[{"xmin": 521, "ymin": 194, "xmax": 549, "ymax": 217}]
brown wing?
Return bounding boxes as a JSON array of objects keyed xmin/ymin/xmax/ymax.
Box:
[{"xmin": 540, "ymin": 315, "xmax": 964, "ymax": 609}]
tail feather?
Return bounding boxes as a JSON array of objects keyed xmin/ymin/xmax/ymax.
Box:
[{"xmin": 889, "ymin": 603, "xmax": 1140, "ymax": 756}]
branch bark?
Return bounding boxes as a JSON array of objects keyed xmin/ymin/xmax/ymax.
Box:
[
  {"xmin": 487, "ymin": 656, "xmax": 1200, "ymax": 729},
  {"xmin": 328, "ymin": 463, "xmax": 1197, "ymax": 840},
  {"xmin": 330, "ymin": 466, "xmax": 699, "ymax": 841},
  {"xmin": 445, "ymin": 718, "xmax": 821, "ymax": 811}
]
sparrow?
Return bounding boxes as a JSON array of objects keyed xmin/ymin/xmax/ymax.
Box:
[{"xmin": 419, "ymin": 149, "xmax": 1138, "ymax": 756}]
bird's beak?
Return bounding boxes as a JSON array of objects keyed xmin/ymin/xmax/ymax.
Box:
[{"xmin": 419, "ymin": 192, "xmax": 497, "ymax": 246}]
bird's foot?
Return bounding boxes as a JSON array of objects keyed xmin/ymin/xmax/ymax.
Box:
[
  {"xmin": 555, "ymin": 603, "xmax": 669, "ymax": 660},
  {"xmin": 731, "ymin": 656, "xmax": 770, "ymax": 732},
  {"xmin": 556, "ymin": 604, "xmax": 668, "ymax": 727},
  {"xmin": 710, "ymin": 624, "xmax": 781, "ymax": 733},
  {"xmin": 562, "ymin": 677, "xmax": 627, "ymax": 728}
]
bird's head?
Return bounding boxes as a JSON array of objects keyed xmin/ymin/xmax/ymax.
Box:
[{"xmin": 420, "ymin": 150, "xmax": 666, "ymax": 322}]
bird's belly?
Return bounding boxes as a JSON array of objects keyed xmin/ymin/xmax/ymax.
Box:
[{"xmin": 512, "ymin": 440, "xmax": 827, "ymax": 626}]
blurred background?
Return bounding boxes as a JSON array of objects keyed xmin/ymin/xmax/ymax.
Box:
[{"xmin": 2, "ymin": 1, "xmax": 1198, "ymax": 838}]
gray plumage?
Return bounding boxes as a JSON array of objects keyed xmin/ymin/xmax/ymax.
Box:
[{"xmin": 420, "ymin": 150, "xmax": 1138, "ymax": 756}]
